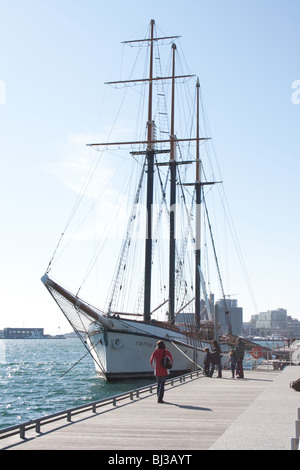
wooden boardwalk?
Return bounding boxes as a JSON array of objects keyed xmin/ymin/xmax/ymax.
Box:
[{"xmin": 1, "ymin": 366, "xmax": 300, "ymax": 451}]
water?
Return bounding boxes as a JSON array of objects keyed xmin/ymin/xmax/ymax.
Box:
[{"xmin": 0, "ymin": 338, "xmax": 152, "ymax": 430}]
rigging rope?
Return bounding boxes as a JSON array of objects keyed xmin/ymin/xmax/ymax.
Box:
[
  {"xmin": 170, "ymin": 340, "xmax": 204, "ymax": 371},
  {"xmin": 59, "ymin": 332, "xmax": 106, "ymax": 378},
  {"xmin": 202, "ymin": 194, "xmax": 232, "ymax": 334},
  {"xmin": 59, "ymin": 348, "xmax": 91, "ymax": 379},
  {"xmin": 45, "ymin": 149, "xmax": 105, "ymax": 274}
]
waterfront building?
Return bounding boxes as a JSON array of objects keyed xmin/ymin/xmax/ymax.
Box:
[
  {"xmin": 249, "ymin": 309, "xmax": 300, "ymax": 339},
  {"xmin": 3, "ymin": 328, "xmax": 45, "ymax": 339},
  {"xmin": 255, "ymin": 308, "xmax": 287, "ymax": 333}
]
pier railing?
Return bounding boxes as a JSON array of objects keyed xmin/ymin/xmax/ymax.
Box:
[
  {"xmin": 0, "ymin": 369, "xmax": 202, "ymax": 442},
  {"xmin": 291, "ymin": 407, "xmax": 300, "ymax": 450}
]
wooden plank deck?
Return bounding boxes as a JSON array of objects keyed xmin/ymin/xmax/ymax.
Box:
[{"xmin": 1, "ymin": 366, "xmax": 300, "ymax": 451}]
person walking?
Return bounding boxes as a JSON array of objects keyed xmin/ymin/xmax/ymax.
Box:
[
  {"xmin": 235, "ymin": 337, "xmax": 245, "ymax": 378},
  {"xmin": 150, "ymin": 340, "xmax": 173, "ymax": 403}
]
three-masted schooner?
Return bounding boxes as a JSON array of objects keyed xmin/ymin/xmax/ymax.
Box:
[{"xmin": 42, "ymin": 20, "xmax": 232, "ymax": 380}]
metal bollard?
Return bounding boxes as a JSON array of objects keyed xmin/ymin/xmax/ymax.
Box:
[
  {"xmin": 20, "ymin": 425, "xmax": 26, "ymax": 439},
  {"xmin": 296, "ymin": 420, "xmax": 300, "ymax": 438},
  {"xmin": 36, "ymin": 420, "xmax": 41, "ymax": 433},
  {"xmin": 291, "ymin": 437, "xmax": 299, "ymax": 450}
]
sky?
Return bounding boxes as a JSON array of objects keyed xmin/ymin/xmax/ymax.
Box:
[{"xmin": 1, "ymin": 0, "xmax": 300, "ymax": 334}]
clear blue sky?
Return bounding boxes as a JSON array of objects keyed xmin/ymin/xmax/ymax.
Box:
[{"xmin": 1, "ymin": 0, "xmax": 300, "ymax": 333}]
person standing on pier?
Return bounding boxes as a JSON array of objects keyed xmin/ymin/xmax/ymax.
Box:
[
  {"xmin": 235, "ymin": 338, "xmax": 245, "ymax": 378},
  {"xmin": 209, "ymin": 340, "xmax": 222, "ymax": 378},
  {"xmin": 229, "ymin": 349, "xmax": 237, "ymax": 378},
  {"xmin": 150, "ymin": 340, "xmax": 173, "ymax": 403},
  {"xmin": 203, "ymin": 347, "xmax": 211, "ymax": 376}
]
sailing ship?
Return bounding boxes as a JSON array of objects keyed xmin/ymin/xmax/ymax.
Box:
[{"xmin": 41, "ymin": 20, "xmax": 235, "ymax": 380}]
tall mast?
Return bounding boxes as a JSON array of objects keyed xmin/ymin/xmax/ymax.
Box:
[
  {"xmin": 169, "ymin": 43, "xmax": 177, "ymax": 325},
  {"xmin": 195, "ymin": 78, "xmax": 201, "ymax": 328},
  {"xmin": 143, "ymin": 19, "xmax": 155, "ymax": 323},
  {"xmin": 86, "ymin": 21, "xmax": 207, "ymax": 322}
]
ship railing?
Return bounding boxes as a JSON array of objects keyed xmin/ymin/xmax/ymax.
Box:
[{"xmin": 0, "ymin": 369, "xmax": 202, "ymax": 443}]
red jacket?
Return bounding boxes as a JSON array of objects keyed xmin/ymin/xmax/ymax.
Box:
[{"xmin": 150, "ymin": 349, "xmax": 173, "ymax": 376}]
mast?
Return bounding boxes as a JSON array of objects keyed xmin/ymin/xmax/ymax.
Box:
[
  {"xmin": 143, "ymin": 19, "xmax": 155, "ymax": 323},
  {"xmin": 195, "ymin": 78, "xmax": 201, "ymax": 328},
  {"xmin": 169, "ymin": 43, "xmax": 177, "ymax": 325},
  {"xmin": 86, "ymin": 21, "xmax": 208, "ymax": 322}
]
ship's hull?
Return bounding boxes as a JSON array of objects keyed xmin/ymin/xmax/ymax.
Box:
[
  {"xmin": 86, "ymin": 317, "xmax": 210, "ymax": 380},
  {"xmin": 41, "ymin": 274, "xmax": 228, "ymax": 381}
]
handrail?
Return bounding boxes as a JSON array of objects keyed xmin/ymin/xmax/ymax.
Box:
[
  {"xmin": 291, "ymin": 408, "xmax": 300, "ymax": 450},
  {"xmin": 0, "ymin": 370, "xmax": 202, "ymax": 442}
]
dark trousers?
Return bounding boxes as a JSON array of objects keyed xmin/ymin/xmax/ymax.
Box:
[
  {"xmin": 156, "ymin": 375, "xmax": 167, "ymax": 402},
  {"xmin": 209, "ymin": 361, "xmax": 222, "ymax": 377},
  {"xmin": 236, "ymin": 359, "xmax": 244, "ymax": 378}
]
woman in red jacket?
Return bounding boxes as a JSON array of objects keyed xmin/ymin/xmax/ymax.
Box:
[{"xmin": 150, "ymin": 340, "xmax": 173, "ymax": 403}]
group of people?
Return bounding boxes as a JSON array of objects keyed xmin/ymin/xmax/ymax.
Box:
[
  {"xmin": 204, "ymin": 337, "xmax": 245, "ymax": 379},
  {"xmin": 203, "ymin": 340, "xmax": 222, "ymax": 377},
  {"xmin": 150, "ymin": 337, "xmax": 246, "ymax": 404}
]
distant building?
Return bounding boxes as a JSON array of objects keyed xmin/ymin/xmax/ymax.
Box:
[
  {"xmin": 249, "ymin": 308, "xmax": 300, "ymax": 338},
  {"xmin": 3, "ymin": 328, "xmax": 45, "ymax": 339},
  {"xmin": 287, "ymin": 316, "xmax": 300, "ymax": 339},
  {"xmin": 215, "ymin": 298, "xmax": 243, "ymax": 336},
  {"xmin": 255, "ymin": 308, "xmax": 287, "ymax": 334},
  {"xmin": 176, "ymin": 296, "xmax": 243, "ymax": 336}
]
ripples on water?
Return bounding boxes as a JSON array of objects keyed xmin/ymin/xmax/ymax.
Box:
[{"xmin": 0, "ymin": 338, "xmax": 152, "ymax": 430}]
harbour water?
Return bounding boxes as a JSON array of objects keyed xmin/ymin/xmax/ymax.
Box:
[{"xmin": 0, "ymin": 337, "xmax": 152, "ymax": 430}]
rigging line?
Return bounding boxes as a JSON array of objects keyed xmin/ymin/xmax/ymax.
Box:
[
  {"xmin": 170, "ymin": 340, "xmax": 204, "ymax": 371},
  {"xmin": 176, "ymin": 64, "xmax": 195, "ymax": 144},
  {"xmin": 200, "ymin": 93, "xmax": 258, "ymax": 314},
  {"xmin": 45, "ymin": 150, "xmax": 103, "ymax": 274},
  {"xmin": 106, "ymin": 158, "xmax": 147, "ymax": 313},
  {"xmin": 59, "ymin": 348, "xmax": 91, "ymax": 379},
  {"xmin": 202, "ymin": 194, "xmax": 229, "ymax": 314},
  {"xmin": 173, "ymin": 192, "xmax": 194, "ymax": 309},
  {"xmin": 199, "ymin": 91, "xmax": 228, "ymax": 243},
  {"xmin": 51, "ymin": 150, "xmax": 131, "ymax": 276},
  {"xmin": 46, "ymin": 232, "xmax": 64, "ymax": 274},
  {"xmin": 132, "ymin": 161, "xmax": 170, "ymax": 316},
  {"xmin": 78, "ymin": 160, "xmax": 143, "ymax": 298},
  {"xmin": 200, "ymin": 85, "xmax": 257, "ymax": 314},
  {"xmin": 217, "ymin": 185, "xmax": 258, "ymax": 314},
  {"xmin": 59, "ymin": 334, "xmax": 105, "ymax": 378},
  {"xmin": 73, "ymin": 306, "xmax": 106, "ymax": 374},
  {"xmin": 47, "ymin": 82, "xmax": 131, "ymax": 274}
]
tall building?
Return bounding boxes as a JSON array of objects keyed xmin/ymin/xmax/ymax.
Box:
[{"xmin": 215, "ymin": 298, "xmax": 243, "ymax": 336}]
